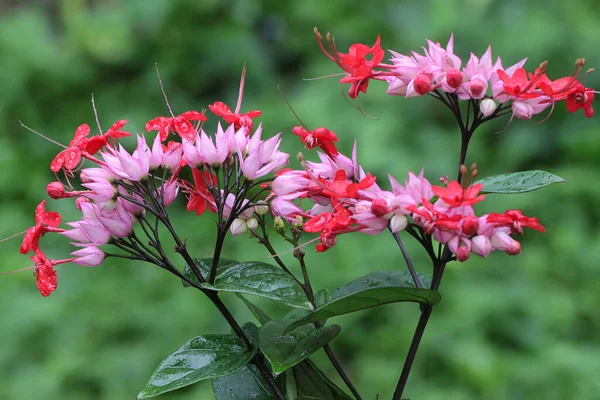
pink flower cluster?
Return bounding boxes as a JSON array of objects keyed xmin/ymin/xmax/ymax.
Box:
[
  {"xmin": 270, "ymin": 141, "xmax": 544, "ymax": 260},
  {"xmin": 316, "ymin": 30, "xmax": 596, "ymax": 119}
]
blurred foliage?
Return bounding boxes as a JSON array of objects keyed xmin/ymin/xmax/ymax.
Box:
[{"xmin": 1, "ymin": 0, "xmax": 599, "ymax": 399}]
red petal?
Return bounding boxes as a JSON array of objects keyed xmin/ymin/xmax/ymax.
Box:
[
  {"xmin": 208, "ymin": 102, "xmax": 233, "ymax": 117},
  {"xmin": 180, "ymin": 111, "xmax": 207, "ymax": 122}
]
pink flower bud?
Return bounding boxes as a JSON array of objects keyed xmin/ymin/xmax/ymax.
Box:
[
  {"xmin": 95, "ymin": 200, "xmax": 133, "ymax": 238},
  {"xmin": 71, "ymin": 245, "xmax": 105, "ymax": 266},
  {"xmin": 370, "ymin": 198, "xmax": 390, "ymax": 218},
  {"xmin": 490, "ymin": 231, "xmax": 521, "ymax": 255},
  {"xmin": 413, "ymin": 74, "xmax": 433, "ymax": 95},
  {"xmin": 461, "ymin": 216, "xmax": 480, "ymax": 236},
  {"xmin": 471, "ymin": 235, "xmax": 492, "ymax": 258},
  {"xmin": 512, "ymin": 101, "xmax": 534, "ymax": 120},
  {"xmin": 469, "ymin": 77, "xmax": 488, "ymax": 99},
  {"xmin": 479, "ymin": 99, "xmax": 497, "ymax": 117},
  {"xmin": 446, "ymin": 69, "xmax": 463, "ymax": 89},
  {"xmin": 162, "ymin": 180, "xmax": 179, "ymax": 207},
  {"xmin": 456, "ymin": 246, "xmax": 471, "ymax": 262}
]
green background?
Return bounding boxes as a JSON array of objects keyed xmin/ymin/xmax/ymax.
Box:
[{"xmin": 1, "ymin": 1, "xmax": 599, "ymax": 399}]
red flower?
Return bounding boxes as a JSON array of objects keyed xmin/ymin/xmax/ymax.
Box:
[
  {"xmin": 315, "ymin": 29, "xmax": 386, "ymax": 98},
  {"xmin": 432, "ymin": 181, "xmax": 485, "ymax": 207},
  {"xmin": 292, "ymin": 126, "xmax": 340, "ymax": 158},
  {"xmin": 50, "ymin": 122, "xmax": 131, "ymax": 173},
  {"xmin": 497, "ymin": 68, "xmax": 545, "ymax": 100},
  {"xmin": 208, "ymin": 102, "xmax": 262, "ymax": 131},
  {"xmin": 487, "ymin": 210, "xmax": 545, "ymax": 234},
  {"xmin": 146, "ymin": 111, "xmax": 207, "ymax": 142},
  {"xmin": 20, "ymin": 201, "xmax": 62, "ymax": 255},
  {"xmin": 303, "ymin": 202, "xmax": 357, "ymax": 252},
  {"xmin": 184, "ymin": 169, "xmax": 217, "ymax": 215},
  {"xmin": 31, "ymin": 251, "xmax": 58, "ymax": 297},
  {"xmin": 565, "ymin": 84, "xmax": 595, "ymax": 118}
]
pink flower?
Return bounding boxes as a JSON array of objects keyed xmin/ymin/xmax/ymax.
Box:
[
  {"xmin": 71, "ymin": 245, "xmax": 105, "ymax": 266},
  {"xmin": 94, "ymin": 199, "xmax": 134, "ymax": 238},
  {"xmin": 199, "ymin": 124, "xmax": 233, "ymax": 166},
  {"xmin": 240, "ymin": 126, "xmax": 289, "ymax": 180},
  {"xmin": 102, "ymin": 135, "xmax": 150, "ymax": 181}
]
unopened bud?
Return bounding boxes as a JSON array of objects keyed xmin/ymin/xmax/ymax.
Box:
[
  {"xmin": 461, "ymin": 216, "xmax": 480, "ymax": 236},
  {"xmin": 446, "ymin": 69, "xmax": 463, "ymax": 89},
  {"xmin": 471, "ymin": 235, "xmax": 492, "ymax": 258},
  {"xmin": 389, "ymin": 214, "xmax": 408, "ymax": 233},
  {"xmin": 230, "ymin": 218, "xmax": 248, "ymax": 236},
  {"xmin": 274, "ymin": 216, "xmax": 286, "ymax": 234},
  {"xmin": 456, "ymin": 246, "xmax": 471, "ymax": 262},
  {"xmin": 292, "ymin": 215, "xmax": 304, "ymax": 230},
  {"xmin": 254, "ymin": 203, "xmax": 269, "ymax": 215},
  {"xmin": 47, "ymin": 181, "xmax": 67, "ymax": 199},
  {"xmin": 479, "ymin": 98, "xmax": 497, "ymax": 117},
  {"xmin": 246, "ymin": 217, "xmax": 259, "ymax": 230},
  {"xmin": 413, "ymin": 74, "xmax": 433, "ymax": 95}
]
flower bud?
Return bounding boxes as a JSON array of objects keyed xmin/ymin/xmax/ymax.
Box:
[
  {"xmin": 246, "ymin": 217, "xmax": 259, "ymax": 230},
  {"xmin": 490, "ymin": 231, "xmax": 521, "ymax": 255},
  {"xmin": 292, "ymin": 215, "xmax": 304, "ymax": 230},
  {"xmin": 389, "ymin": 213, "xmax": 408, "ymax": 233},
  {"xmin": 446, "ymin": 69, "xmax": 463, "ymax": 89},
  {"xmin": 274, "ymin": 216, "xmax": 286, "ymax": 234},
  {"xmin": 512, "ymin": 101, "xmax": 534, "ymax": 120},
  {"xmin": 47, "ymin": 181, "xmax": 67, "ymax": 199},
  {"xmin": 471, "ymin": 235, "xmax": 492, "ymax": 258},
  {"xmin": 370, "ymin": 198, "xmax": 390, "ymax": 218},
  {"xmin": 461, "ymin": 216, "xmax": 480, "ymax": 236},
  {"xmin": 254, "ymin": 203, "xmax": 269, "ymax": 215},
  {"xmin": 230, "ymin": 218, "xmax": 248, "ymax": 236},
  {"xmin": 413, "ymin": 73, "xmax": 433, "ymax": 95},
  {"xmin": 469, "ymin": 77, "xmax": 487, "ymax": 98},
  {"xmin": 479, "ymin": 99, "xmax": 497, "ymax": 117},
  {"xmin": 71, "ymin": 246, "xmax": 105, "ymax": 266}
]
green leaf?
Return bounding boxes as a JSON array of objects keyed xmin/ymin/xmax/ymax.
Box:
[
  {"xmin": 285, "ymin": 271, "xmax": 440, "ymax": 332},
  {"xmin": 212, "ymin": 364, "xmax": 275, "ymax": 400},
  {"xmin": 237, "ymin": 294, "xmax": 272, "ymax": 325},
  {"xmin": 183, "ymin": 258, "xmax": 312, "ymax": 310},
  {"xmin": 259, "ymin": 320, "xmax": 341, "ymax": 375},
  {"xmin": 476, "ymin": 170, "xmax": 566, "ymax": 194},
  {"xmin": 314, "ymin": 289, "xmax": 331, "ymax": 308},
  {"xmin": 290, "ymin": 360, "xmax": 353, "ymax": 400},
  {"xmin": 137, "ymin": 335, "xmax": 255, "ymax": 399}
]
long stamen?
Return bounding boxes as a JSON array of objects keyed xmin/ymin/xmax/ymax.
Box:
[
  {"xmin": 277, "ymin": 85, "xmax": 310, "ymax": 130},
  {"xmin": 314, "ymin": 28, "xmax": 336, "ymax": 62},
  {"xmin": 0, "ymin": 229, "xmax": 28, "ymax": 243},
  {"xmin": 20, "ymin": 122, "xmax": 68, "ymax": 149},
  {"xmin": 302, "ymin": 72, "xmax": 349, "ymax": 81},
  {"xmin": 235, "ymin": 64, "xmax": 247, "ymax": 114},
  {"xmin": 91, "ymin": 93, "xmax": 104, "ymax": 134},
  {"xmin": 155, "ymin": 64, "xmax": 175, "ymax": 118}
]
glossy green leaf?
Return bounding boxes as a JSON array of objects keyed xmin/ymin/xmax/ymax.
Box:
[
  {"xmin": 137, "ymin": 335, "xmax": 255, "ymax": 399},
  {"xmin": 285, "ymin": 271, "xmax": 440, "ymax": 332},
  {"xmin": 212, "ymin": 364, "xmax": 275, "ymax": 400},
  {"xmin": 291, "ymin": 360, "xmax": 353, "ymax": 400},
  {"xmin": 183, "ymin": 258, "xmax": 312, "ymax": 310},
  {"xmin": 237, "ymin": 294, "xmax": 272, "ymax": 325},
  {"xmin": 476, "ymin": 170, "xmax": 566, "ymax": 194},
  {"xmin": 259, "ymin": 320, "xmax": 341, "ymax": 375},
  {"xmin": 314, "ymin": 289, "xmax": 331, "ymax": 308}
]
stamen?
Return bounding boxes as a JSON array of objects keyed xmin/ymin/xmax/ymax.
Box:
[
  {"xmin": 302, "ymin": 72, "xmax": 348, "ymax": 81},
  {"xmin": 235, "ymin": 64, "xmax": 247, "ymax": 114},
  {"xmin": 91, "ymin": 93, "xmax": 104, "ymax": 134},
  {"xmin": 20, "ymin": 121, "xmax": 68, "ymax": 149},
  {"xmin": 155, "ymin": 64, "xmax": 175, "ymax": 118},
  {"xmin": 265, "ymin": 235, "xmax": 322, "ymax": 258},
  {"xmin": 277, "ymin": 85, "xmax": 310, "ymax": 130},
  {"xmin": 533, "ymin": 102, "xmax": 555, "ymax": 124},
  {"xmin": 0, "ymin": 229, "xmax": 28, "ymax": 243},
  {"xmin": 0, "ymin": 265, "xmax": 37, "ymax": 275}
]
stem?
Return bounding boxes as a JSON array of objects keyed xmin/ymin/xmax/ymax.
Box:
[
  {"xmin": 323, "ymin": 345, "xmax": 363, "ymax": 400},
  {"xmin": 391, "ymin": 305, "xmax": 433, "ymax": 400},
  {"xmin": 390, "ymin": 230, "xmax": 422, "ymax": 289}
]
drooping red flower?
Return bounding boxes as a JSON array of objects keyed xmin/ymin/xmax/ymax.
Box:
[
  {"xmin": 208, "ymin": 102, "xmax": 262, "ymax": 131},
  {"xmin": 292, "ymin": 126, "xmax": 340, "ymax": 158},
  {"xmin": 303, "ymin": 202, "xmax": 358, "ymax": 252},
  {"xmin": 146, "ymin": 111, "xmax": 207, "ymax": 142},
  {"xmin": 487, "ymin": 210, "xmax": 545, "ymax": 234},
  {"xmin": 84, "ymin": 120, "xmax": 131, "ymax": 154},
  {"xmin": 31, "ymin": 251, "xmax": 58, "ymax": 297},
  {"xmin": 183, "ymin": 169, "xmax": 217, "ymax": 216},
  {"xmin": 315, "ymin": 29, "xmax": 386, "ymax": 98},
  {"xmin": 432, "ymin": 181, "xmax": 485, "ymax": 207},
  {"xmin": 20, "ymin": 201, "xmax": 62, "ymax": 255}
]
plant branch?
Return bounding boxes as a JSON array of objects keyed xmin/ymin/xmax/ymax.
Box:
[{"xmin": 390, "ymin": 229, "xmax": 422, "ymax": 289}]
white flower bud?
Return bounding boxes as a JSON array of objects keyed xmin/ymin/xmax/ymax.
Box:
[
  {"xmin": 254, "ymin": 203, "xmax": 269, "ymax": 215},
  {"xmin": 246, "ymin": 217, "xmax": 259, "ymax": 230},
  {"xmin": 230, "ymin": 218, "xmax": 248, "ymax": 236},
  {"xmin": 479, "ymin": 98, "xmax": 497, "ymax": 117},
  {"xmin": 389, "ymin": 214, "xmax": 408, "ymax": 233}
]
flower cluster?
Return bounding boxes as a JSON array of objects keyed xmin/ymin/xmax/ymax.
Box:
[
  {"xmin": 271, "ymin": 138, "xmax": 544, "ymax": 261},
  {"xmin": 316, "ymin": 30, "xmax": 596, "ymax": 119}
]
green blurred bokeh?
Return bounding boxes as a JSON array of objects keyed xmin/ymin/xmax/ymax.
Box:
[{"xmin": 1, "ymin": 1, "xmax": 599, "ymax": 399}]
